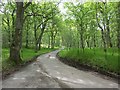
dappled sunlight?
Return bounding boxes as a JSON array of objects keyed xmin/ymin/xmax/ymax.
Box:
[
  {"xmin": 56, "ymin": 76, "xmax": 87, "ymax": 85},
  {"xmin": 36, "ymin": 69, "xmax": 41, "ymax": 72},
  {"xmin": 13, "ymin": 77, "xmax": 25, "ymax": 80},
  {"xmin": 40, "ymin": 71, "xmax": 51, "ymax": 78},
  {"xmin": 56, "ymin": 71, "xmax": 60, "ymax": 74},
  {"xmin": 77, "ymin": 79, "xmax": 86, "ymax": 84},
  {"xmin": 109, "ymin": 83, "xmax": 118, "ymax": 87},
  {"xmin": 54, "ymin": 66, "xmax": 60, "ymax": 68},
  {"xmin": 2, "ymin": 0, "xmax": 119, "ymax": 88},
  {"xmin": 49, "ymin": 56, "xmax": 56, "ymax": 59},
  {"xmin": 55, "ymin": 75, "xmax": 107, "ymax": 87}
]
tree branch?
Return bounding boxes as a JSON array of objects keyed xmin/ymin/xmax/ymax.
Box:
[
  {"xmin": 2, "ymin": 18, "xmax": 8, "ymax": 24},
  {"xmin": 23, "ymin": 1, "xmax": 32, "ymax": 10}
]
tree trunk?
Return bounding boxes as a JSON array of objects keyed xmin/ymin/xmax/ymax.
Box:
[
  {"xmin": 36, "ymin": 31, "xmax": 44, "ymax": 51},
  {"xmin": 80, "ymin": 32, "xmax": 84, "ymax": 52},
  {"xmin": 117, "ymin": 2, "xmax": 120, "ymax": 49},
  {"xmin": 93, "ymin": 33, "xmax": 96, "ymax": 48},
  {"xmin": 35, "ymin": 42, "xmax": 38, "ymax": 53},
  {"xmin": 25, "ymin": 28, "xmax": 29, "ymax": 48},
  {"xmin": 33, "ymin": 16, "xmax": 38, "ymax": 52},
  {"xmin": 7, "ymin": 17, "xmax": 11, "ymax": 47},
  {"xmin": 53, "ymin": 35, "xmax": 56, "ymax": 49},
  {"xmin": 51, "ymin": 32, "xmax": 54, "ymax": 49},
  {"xmin": 86, "ymin": 40, "xmax": 89, "ymax": 48},
  {"xmin": 101, "ymin": 25, "xmax": 107, "ymax": 52},
  {"xmin": 96, "ymin": 3, "xmax": 107, "ymax": 52},
  {"xmin": 79, "ymin": 22, "xmax": 84, "ymax": 52},
  {"xmin": 106, "ymin": 18, "xmax": 112, "ymax": 47},
  {"xmin": 51, "ymin": 31, "xmax": 56, "ymax": 49},
  {"xmin": 104, "ymin": 2, "xmax": 112, "ymax": 48},
  {"xmin": 48, "ymin": 34, "xmax": 51, "ymax": 48},
  {"xmin": 35, "ymin": 23, "xmax": 46, "ymax": 52},
  {"xmin": 25, "ymin": 19, "xmax": 29, "ymax": 48},
  {"xmin": 9, "ymin": 2, "xmax": 24, "ymax": 64}
]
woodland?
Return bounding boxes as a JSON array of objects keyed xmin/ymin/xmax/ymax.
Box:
[{"xmin": 0, "ymin": 1, "xmax": 120, "ymax": 76}]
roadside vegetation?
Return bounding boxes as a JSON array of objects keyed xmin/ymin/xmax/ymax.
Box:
[
  {"xmin": 1, "ymin": 1, "xmax": 61, "ymax": 76},
  {"xmin": 59, "ymin": 48, "xmax": 119, "ymax": 75},
  {"xmin": 57, "ymin": 2, "xmax": 120, "ymax": 77},
  {"xmin": 1, "ymin": 1, "xmax": 120, "ymax": 79},
  {"xmin": 1, "ymin": 48, "xmax": 55, "ymax": 73}
]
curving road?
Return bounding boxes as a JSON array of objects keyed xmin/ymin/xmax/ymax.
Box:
[{"xmin": 2, "ymin": 50, "xmax": 119, "ymax": 88}]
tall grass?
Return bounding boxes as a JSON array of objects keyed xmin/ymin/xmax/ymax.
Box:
[
  {"xmin": 59, "ymin": 48, "xmax": 119, "ymax": 74},
  {"xmin": 1, "ymin": 48, "xmax": 55, "ymax": 72}
]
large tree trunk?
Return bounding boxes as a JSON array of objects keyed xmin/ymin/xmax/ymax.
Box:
[{"xmin": 9, "ymin": 2, "xmax": 24, "ymax": 64}]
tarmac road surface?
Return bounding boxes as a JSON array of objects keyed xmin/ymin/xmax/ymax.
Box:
[{"xmin": 2, "ymin": 50, "xmax": 119, "ymax": 88}]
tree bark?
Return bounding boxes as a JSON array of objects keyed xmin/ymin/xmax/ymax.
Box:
[
  {"xmin": 51, "ymin": 32, "xmax": 54, "ymax": 49},
  {"xmin": 25, "ymin": 24, "xmax": 29, "ymax": 48},
  {"xmin": 35, "ymin": 23, "xmax": 46, "ymax": 52},
  {"xmin": 9, "ymin": 2, "xmax": 24, "ymax": 64},
  {"xmin": 51, "ymin": 31, "xmax": 57, "ymax": 49},
  {"xmin": 104, "ymin": 2, "xmax": 112, "ymax": 48},
  {"xmin": 35, "ymin": 30, "xmax": 44, "ymax": 51},
  {"xmin": 9, "ymin": 2, "xmax": 31, "ymax": 64},
  {"xmin": 96, "ymin": 3, "xmax": 107, "ymax": 52},
  {"xmin": 79, "ymin": 21, "xmax": 84, "ymax": 52},
  {"xmin": 93, "ymin": 33, "xmax": 96, "ymax": 48},
  {"xmin": 33, "ymin": 16, "xmax": 38, "ymax": 52},
  {"xmin": 106, "ymin": 18, "xmax": 112, "ymax": 47},
  {"xmin": 6, "ymin": 17, "xmax": 11, "ymax": 47},
  {"xmin": 48, "ymin": 34, "xmax": 51, "ymax": 48}
]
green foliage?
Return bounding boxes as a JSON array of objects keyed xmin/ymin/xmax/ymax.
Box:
[
  {"xmin": 59, "ymin": 48, "xmax": 119, "ymax": 74},
  {"xmin": 1, "ymin": 48, "xmax": 55, "ymax": 72},
  {"xmin": 1, "ymin": 1, "xmax": 119, "ymax": 77}
]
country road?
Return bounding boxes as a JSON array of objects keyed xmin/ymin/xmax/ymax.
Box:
[{"xmin": 2, "ymin": 50, "xmax": 119, "ymax": 88}]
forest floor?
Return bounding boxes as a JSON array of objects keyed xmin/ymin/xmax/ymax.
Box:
[{"xmin": 2, "ymin": 50, "xmax": 119, "ymax": 88}]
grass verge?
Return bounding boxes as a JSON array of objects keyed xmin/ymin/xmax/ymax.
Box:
[
  {"xmin": 58, "ymin": 48, "xmax": 119, "ymax": 78},
  {"xmin": 1, "ymin": 48, "xmax": 56, "ymax": 79}
]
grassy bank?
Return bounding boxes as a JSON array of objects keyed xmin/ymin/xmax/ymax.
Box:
[
  {"xmin": 58, "ymin": 48, "xmax": 119, "ymax": 75},
  {"xmin": 1, "ymin": 48, "xmax": 56, "ymax": 72}
]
